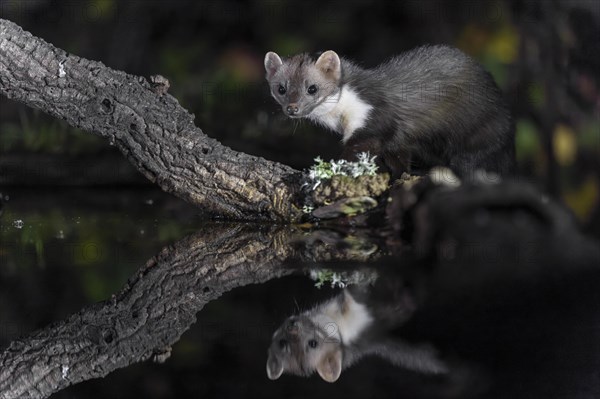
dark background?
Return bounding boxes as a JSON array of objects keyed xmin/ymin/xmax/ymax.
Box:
[{"xmin": 1, "ymin": 1, "xmax": 599, "ymax": 398}]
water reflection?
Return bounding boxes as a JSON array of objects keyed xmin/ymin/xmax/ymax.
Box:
[
  {"xmin": 1, "ymin": 185, "xmax": 599, "ymax": 398},
  {"xmin": 0, "ymin": 223, "xmax": 299, "ymax": 399},
  {"xmin": 267, "ymin": 267, "xmax": 447, "ymax": 383}
]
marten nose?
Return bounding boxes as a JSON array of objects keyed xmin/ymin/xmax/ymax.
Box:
[
  {"xmin": 287, "ymin": 318, "xmax": 299, "ymax": 335},
  {"xmin": 286, "ymin": 104, "xmax": 299, "ymax": 115}
]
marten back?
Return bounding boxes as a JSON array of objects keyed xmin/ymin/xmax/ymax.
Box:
[{"xmin": 342, "ymin": 46, "xmax": 515, "ymax": 178}]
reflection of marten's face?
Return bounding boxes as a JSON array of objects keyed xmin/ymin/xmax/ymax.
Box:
[
  {"xmin": 266, "ymin": 314, "xmax": 341, "ymax": 380},
  {"xmin": 265, "ymin": 53, "xmax": 342, "ymax": 118}
]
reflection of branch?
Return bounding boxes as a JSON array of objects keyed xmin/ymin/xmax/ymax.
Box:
[{"xmin": 0, "ymin": 225, "xmax": 298, "ymax": 399}]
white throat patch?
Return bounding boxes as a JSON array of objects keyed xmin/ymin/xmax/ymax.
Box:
[
  {"xmin": 307, "ymin": 86, "xmax": 373, "ymax": 142},
  {"xmin": 310, "ymin": 292, "xmax": 373, "ymax": 345}
]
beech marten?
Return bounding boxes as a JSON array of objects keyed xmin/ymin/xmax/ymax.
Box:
[{"xmin": 264, "ymin": 46, "xmax": 515, "ymax": 179}]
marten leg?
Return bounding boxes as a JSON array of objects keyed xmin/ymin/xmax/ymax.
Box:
[
  {"xmin": 339, "ymin": 135, "xmax": 385, "ymax": 168},
  {"xmin": 382, "ymin": 146, "xmax": 412, "ymax": 178},
  {"xmin": 341, "ymin": 135, "xmax": 411, "ymax": 178}
]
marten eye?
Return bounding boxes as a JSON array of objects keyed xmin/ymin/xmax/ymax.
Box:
[
  {"xmin": 279, "ymin": 339, "xmax": 288, "ymax": 349},
  {"xmin": 308, "ymin": 339, "xmax": 318, "ymax": 349},
  {"xmin": 307, "ymin": 85, "xmax": 318, "ymax": 95},
  {"xmin": 278, "ymin": 84, "xmax": 287, "ymax": 95}
]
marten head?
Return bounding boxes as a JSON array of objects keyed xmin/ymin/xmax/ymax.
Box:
[
  {"xmin": 264, "ymin": 51, "xmax": 343, "ymax": 118},
  {"xmin": 266, "ymin": 313, "xmax": 343, "ymax": 383}
]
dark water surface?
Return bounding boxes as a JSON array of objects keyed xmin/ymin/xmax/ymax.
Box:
[{"xmin": 1, "ymin": 188, "xmax": 599, "ymax": 399}]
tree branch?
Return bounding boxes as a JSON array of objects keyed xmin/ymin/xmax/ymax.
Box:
[{"xmin": 0, "ymin": 19, "xmax": 303, "ymax": 222}]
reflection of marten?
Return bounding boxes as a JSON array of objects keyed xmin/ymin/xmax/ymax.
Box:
[{"xmin": 266, "ymin": 277, "xmax": 447, "ymax": 382}]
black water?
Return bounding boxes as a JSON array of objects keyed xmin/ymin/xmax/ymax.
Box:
[{"xmin": 1, "ymin": 188, "xmax": 599, "ymax": 399}]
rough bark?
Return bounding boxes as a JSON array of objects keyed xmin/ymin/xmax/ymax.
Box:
[
  {"xmin": 0, "ymin": 224, "xmax": 299, "ymax": 399},
  {"xmin": 0, "ymin": 19, "xmax": 303, "ymax": 222}
]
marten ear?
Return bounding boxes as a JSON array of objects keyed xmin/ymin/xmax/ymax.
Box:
[
  {"xmin": 315, "ymin": 50, "xmax": 341, "ymax": 81},
  {"xmin": 266, "ymin": 353, "xmax": 284, "ymax": 380},
  {"xmin": 264, "ymin": 52, "xmax": 283, "ymax": 80},
  {"xmin": 316, "ymin": 349, "xmax": 342, "ymax": 383}
]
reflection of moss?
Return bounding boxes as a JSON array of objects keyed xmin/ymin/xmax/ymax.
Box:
[{"xmin": 309, "ymin": 268, "xmax": 378, "ymax": 289}]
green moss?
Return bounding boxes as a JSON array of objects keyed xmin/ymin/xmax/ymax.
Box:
[
  {"xmin": 311, "ymin": 174, "xmax": 389, "ymax": 206},
  {"xmin": 303, "ymin": 153, "xmax": 390, "ymax": 218}
]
